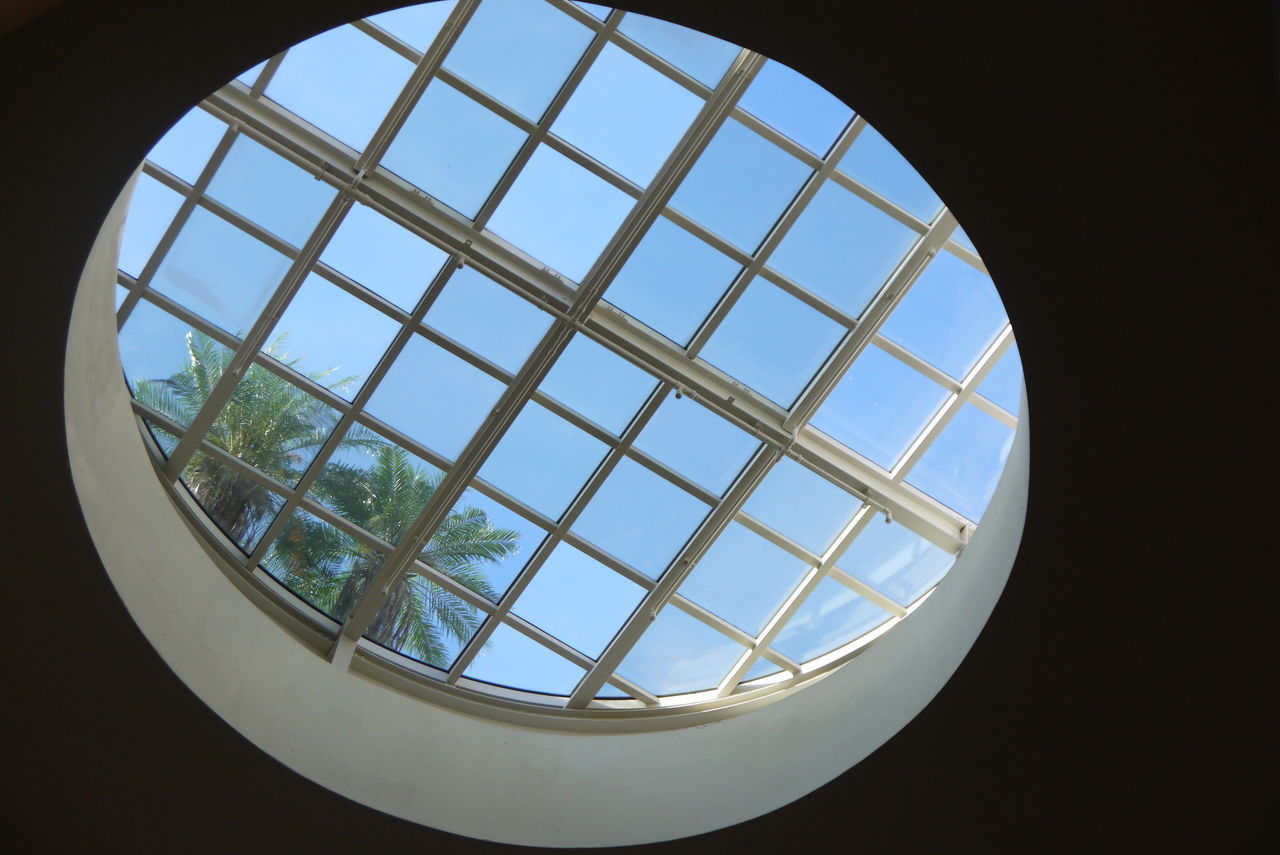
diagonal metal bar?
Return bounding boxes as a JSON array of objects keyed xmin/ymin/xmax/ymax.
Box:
[{"xmin": 333, "ymin": 40, "xmax": 767, "ymax": 661}]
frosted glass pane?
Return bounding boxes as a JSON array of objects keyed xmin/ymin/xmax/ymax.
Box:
[
  {"xmin": 382, "ymin": 79, "xmax": 527, "ymax": 219},
  {"xmin": 737, "ymin": 59, "xmax": 853, "ymax": 156},
  {"xmin": 266, "ymin": 25, "xmax": 414, "ymax": 151},
  {"xmin": 773, "ymin": 576, "xmax": 892, "ymax": 663},
  {"xmin": 768, "ymin": 181, "xmax": 919, "ymax": 319},
  {"xmin": 741, "ymin": 456, "xmax": 863, "ymax": 556},
  {"xmin": 424, "ymin": 266, "xmax": 552, "ymax": 373},
  {"xmin": 839, "ymin": 520, "xmax": 955, "ymax": 607},
  {"xmin": 511, "ymin": 543, "xmax": 644, "ymax": 657},
  {"xmin": 151, "ymin": 207, "xmax": 292, "ymax": 337},
  {"xmin": 633, "ymin": 394, "xmax": 759, "ymax": 496},
  {"xmin": 206, "ymin": 136, "xmax": 336, "ymax": 246},
  {"xmin": 320, "ymin": 204, "xmax": 449, "ymax": 311},
  {"xmin": 839, "ymin": 124, "xmax": 943, "ymax": 223},
  {"xmin": 552, "ymin": 42, "xmax": 703, "ymax": 187},
  {"xmin": 617, "ymin": 12, "xmax": 739, "ymax": 88},
  {"xmin": 678, "ymin": 522, "xmax": 811, "ymax": 635},
  {"xmin": 699, "ymin": 280, "xmax": 845, "ymax": 407},
  {"xmin": 487, "ymin": 144, "xmax": 635, "ymax": 283},
  {"xmin": 465, "ymin": 621, "xmax": 586, "ymax": 696},
  {"xmin": 811, "ymin": 345, "xmax": 950, "ymax": 470},
  {"xmin": 538, "ymin": 333, "xmax": 656, "ymax": 434},
  {"xmin": 146, "ymin": 107, "xmax": 225, "ymax": 185},
  {"xmin": 366, "ymin": 333, "xmax": 506, "ymax": 461},
  {"xmin": 119, "ymin": 174, "xmax": 183, "ymax": 277},
  {"xmin": 905, "ymin": 403, "xmax": 1014, "ymax": 522},
  {"xmin": 573, "ymin": 457, "xmax": 709, "ymax": 578},
  {"xmin": 618, "ymin": 605, "xmax": 744, "ymax": 696}
]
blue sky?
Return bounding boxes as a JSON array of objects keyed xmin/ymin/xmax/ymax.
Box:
[{"xmin": 116, "ymin": 0, "xmax": 1021, "ymax": 700}]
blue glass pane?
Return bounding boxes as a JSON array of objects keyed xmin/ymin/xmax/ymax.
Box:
[
  {"xmin": 699, "ymin": 280, "xmax": 845, "ymax": 407},
  {"xmin": 573, "ymin": 2, "xmax": 609, "ymax": 20},
  {"xmin": 369, "ymin": 584, "xmax": 484, "ymax": 670},
  {"xmin": 511, "ymin": 543, "xmax": 644, "ymax": 657},
  {"xmin": 678, "ymin": 522, "xmax": 811, "ymax": 636},
  {"xmin": 445, "ymin": 487, "xmax": 548, "ymax": 601},
  {"xmin": 261, "ymin": 507, "xmax": 357, "ymax": 620},
  {"xmin": 670, "ymin": 118, "xmax": 811, "ymax": 252},
  {"xmin": 951, "ymin": 225, "xmax": 977, "ymax": 254},
  {"xmin": 266, "ymin": 25, "xmax": 414, "ymax": 152},
  {"xmin": 811, "ymin": 346, "xmax": 950, "ymax": 470},
  {"xmin": 552, "ymin": 42, "xmax": 703, "ymax": 187},
  {"xmin": 979, "ymin": 343, "xmax": 1023, "ymax": 416},
  {"xmin": 368, "ymin": 0, "xmax": 456, "ymax": 51},
  {"xmin": 768, "ymin": 180, "xmax": 919, "ymax": 319},
  {"xmin": 181, "ymin": 454, "xmax": 286, "ymax": 554},
  {"xmin": 151, "ymin": 207, "xmax": 292, "ymax": 336},
  {"xmin": 444, "ymin": 0, "xmax": 593, "ymax": 120},
  {"xmin": 119, "ymin": 301, "xmax": 228, "ymax": 424},
  {"xmin": 772, "ymin": 576, "xmax": 892, "ymax": 663},
  {"xmin": 905, "ymin": 403, "xmax": 1014, "ymax": 522},
  {"xmin": 617, "ymin": 12, "xmax": 739, "ymax": 89},
  {"xmin": 741, "ymin": 456, "xmax": 863, "ymax": 556},
  {"xmin": 266, "ymin": 273, "xmax": 400, "ymax": 399},
  {"xmin": 464, "ymin": 621, "xmax": 586, "ymax": 696},
  {"xmin": 424, "ymin": 266, "xmax": 552, "ymax": 372},
  {"xmin": 320, "ymin": 204, "xmax": 448, "ymax": 311},
  {"xmin": 741, "ymin": 657, "xmax": 782, "ymax": 683},
  {"xmin": 538, "ymin": 333, "xmax": 656, "ymax": 434},
  {"xmin": 572, "ymin": 457, "xmax": 709, "ymax": 578},
  {"xmin": 381, "ymin": 79, "xmax": 527, "ymax": 219},
  {"xmin": 206, "ymin": 136, "xmax": 337, "ymax": 246},
  {"xmin": 119, "ymin": 175, "xmax": 184, "ymax": 277},
  {"xmin": 477, "ymin": 402, "xmax": 608, "ymax": 519},
  {"xmin": 365, "ymin": 332, "xmax": 506, "ymax": 460},
  {"xmin": 115, "ymin": 285, "xmax": 129, "ymax": 311},
  {"xmin": 487, "ymin": 144, "xmax": 636, "ymax": 283},
  {"xmin": 736, "ymin": 59, "xmax": 853, "ymax": 156},
  {"xmin": 840, "ymin": 519, "xmax": 955, "ymax": 607},
  {"xmin": 839, "ymin": 124, "xmax": 943, "ymax": 223},
  {"xmin": 603, "ymin": 216, "xmax": 740, "ymax": 346},
  {"xmin": 633, "ymin": 394, "xmax": 759, "ymax": 495},
  {"xmin": 146, "ymin": 107, "xmax": 225, "ymax": 185},
  {"xmin": 879, "ymin": 251, "xmax": 1008, "ymax": 379},
  {"xmin": 618, "ymin": 605, "xmax": 743, "ymax": 696}
]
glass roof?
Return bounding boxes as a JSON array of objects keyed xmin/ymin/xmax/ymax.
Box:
[{"xmin": 113, "ymin": 0, "xmax": 1021, "ymax": 714}]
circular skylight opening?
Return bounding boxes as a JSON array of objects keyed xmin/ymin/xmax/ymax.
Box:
[{"xmin": 107, "ymin": 0, "xmax": 1023, "ymax": 721}]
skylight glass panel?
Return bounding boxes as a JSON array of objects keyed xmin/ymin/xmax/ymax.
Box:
[
  {"xmin": 618, "ymin": 605, "xmax": 744, "ymax": 696},
  {"xmin": 741, "ymin": 456, "xmax": 863, "ymax": 556},
  {"xmin": 367, "ymin": 577, "xmax": 486, "ymax": 670},
  {"xmin": 118, "ymin": 302, "xmax": 228, "ymax": 423},
  {"xmin": 616, "ymin": 12, "xmax": 739, "ymax": 89},
  {"xmin": 205, "ymin": 136, "xmax": 337, "ymax": 246},
  {"xmin": 381, "ymin": 78, "xmax": 527, "ymax": 219},
  {"xmin": 677, "ymin": 522, "xmax": 811, "ymax": 636},
  {"xmin": 978, "ymin": 342, "xmax": 1023, "ymax": 416},
  {"xmin": 537, "ymin": 334, "xmax": 656, "ymax": 434},
  {"xmin": 367, "ymin": 0, "xmax": 456, "ymax": 52},
  {"xmin": 811, "ymin": 345, "xmax": 951, "ymax": 471},
  {"xmin": 767, "ymin": 180, "xmax": 920, "ymax": 319},
  {"xmin": 905, "ymin": 403, "xmax": 1014, "ymax": 522},
  {"xmin": 632, "ymin": 394, "xmax": 759, "ymax": 496},
  {"xmin": 510, "ymin": 542, "xmax": 644, "ymax": 657},
  {"xmin": 839, "ymin": 520, "xmax": 955, "ymax": 608},
  {"xmin": 145, "ymin": 107, "xmax": 224, "ymax": 185},
  {"xmin": 150, "ymin": 207, "xmax": 292, "ymax": 337},
  {"xmin": 736, "ymin": 59, "xmax": 854, "ymax": 156},
  {"xmin": 443, "ymin": 0, "xmax": 593, "ymax": 120},
  {"xmin": 118, "ymin": 174, "xmax": 184, "ymax": 277},
  {"xmin": 772, "ymin": 576, "xmax": 892, "ymax": 664},
  {"xmin": 319, "ymin": 204, "xmax": 449, "ymax": 312},
  {"xmin": 879, "ymin": 251, "xmax": 1007, "ymax": 379},
  {"xmin": 265, "ymin": 273, "xmax": 400, "ymax": 400},
  {"xmin": 741, "ymin": 658, "xmax": 782, "ymax": 683},
  {"xmin": 439, "ymin": 488, "xmax": 548, "ymax": 602},
  {"xmin": 839, "ymin": 124, "xmax": 943, "ymax": 223},
  {"xmin": 423, "ymin": 266, "xmax": 552, "ymax": 373},
  {"xmin": 486, "ymin": 144, "xmax": 636, "ymax": 283},
  {"xmin": 572, "ymin": 457, "xmax": 709, "ymax": 578},
  {"xmin": 115, "ymin": 285, "xmax": 129, "ymax": 311},
  {"xmin": 464, "ymin": 621, "xmax": 586, "ymax": 696},
  {"xmin": 573, "ymin": 2, "xmax": 609, "ymax": 20},
  {"xmin": 669, "ymin": 117, "xmax": 811, "ymax": 252},
  {"xmin": 698, "ymin": 279, "xmax": 845, "ymax": 407},
  {"xmin": 551, "ymin": 42, "xmax": 703, "ymax": 187},
  {"xmin": 261, "ymin": 507, "xmax": 357, "ymax": 619},
  {"xmin": 603, "ymin": 215, "xmax": 740, "ymax": 345},
  {"xmin": 951, "ymin": 225, "xmax": 977, "ymax": 254},
  {"xmin": 365, "ymin": 332, "xmax": 506, "ymax": 461},
  {"xmin": 180, "ymin": 454, "xmax": 286, "ymax": 554},
  {"xmin": 265, "ymin": 25, "xmax": 414, "ymax": 152},
  {"xmin": 477, "ymin": 402, "xmax": 608, "ymax": 519}
]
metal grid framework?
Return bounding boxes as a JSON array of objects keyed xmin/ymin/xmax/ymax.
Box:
[{"xmin": 113, "ymin": 0, "xmax": 1020, "ymax": 716}]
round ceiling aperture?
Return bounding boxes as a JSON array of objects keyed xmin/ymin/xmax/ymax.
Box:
[{"xmin": 108, "ymin": 0, "xmax": 1022, "ymax": 719}]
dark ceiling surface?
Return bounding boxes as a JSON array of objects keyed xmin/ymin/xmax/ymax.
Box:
[{"xmin": 2, "ymin": 1, "xmax": 1274, "ymax": 852}]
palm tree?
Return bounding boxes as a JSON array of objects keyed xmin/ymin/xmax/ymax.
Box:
[{"xmin": 134, "ymin": 330, "xmax": 521, "ymax": 665}]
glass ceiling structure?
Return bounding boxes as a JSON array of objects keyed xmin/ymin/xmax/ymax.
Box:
[{"xmin": 112, "ymin": 0, "xmax": 1022, "ymax": 715}]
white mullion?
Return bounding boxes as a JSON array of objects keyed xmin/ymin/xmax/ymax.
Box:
[
  {"xmin": 247, "ymin": 52, "xmax": 287, "ymax": 98},
  {"xmin": 733, "ymin": 512, "xmax": 823, "ymax": 565},
  {"xmin": 351, "ymin": 18, "xmax": 420, "ymax": 63},
  {"xmin": 825, "ymin": 566, "xmax": 908, "ymax": 617},
  {"xmin": 945, "ymin": 238, "xmax": 988, "ymax": 274},
  {"xmin": 546, "ymin": 0, "xmax": 609, "ymax": 31},
  {"xmin": 970, "ymin": 391, "xmax": 1018, "ymax": 428},
  {"xmin": 607, "ymin": 20, "xmax": 712, "ymax": 99},
  {"xmin": 666, "ymin": 594, "xmax": 758, "ymax": 649},
  {"xmin": 872, "ymin": 333, "xmax": 963, "ymax": 393},
  {"xmin": 827, "ymin": 164, "xmax": 934, "ymax": 233},
  {"xmin": 728, "ymin": 104, "xmax": 825, "ymax": 169},
  {"xmin": 755, "ymin": 266, "xmax": 862, "ymax": 328}
]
